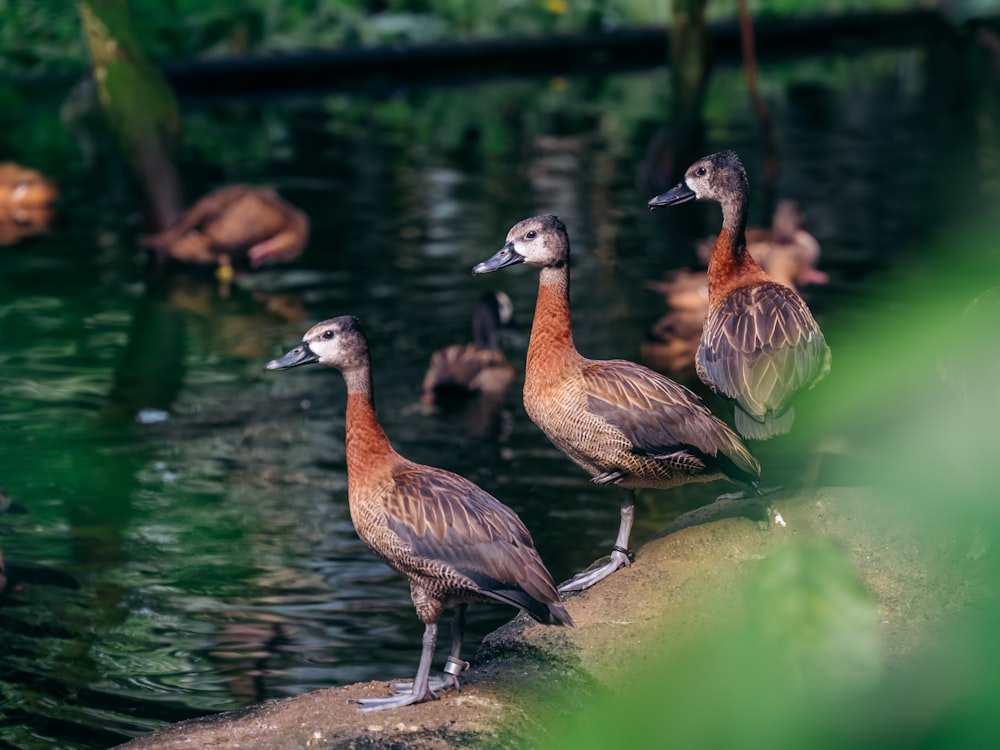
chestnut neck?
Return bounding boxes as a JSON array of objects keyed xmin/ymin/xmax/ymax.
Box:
[
  {"xmin": 343, "ymin": 364, "xmax": 396, "ymax": 490},
  {"xmin": 706, "ymin": 188, "xmax": 771, "ymax": 303},
  {"xmin": 526, "ymin": 262, "xmax": 577, "ymax": 378}
]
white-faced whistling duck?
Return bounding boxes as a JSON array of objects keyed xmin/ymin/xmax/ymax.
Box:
[
  {"xmin": 421, "ymin": 290, "xmax": 516, "ymax": 404},
  {"xmin": 265, "ymin": 315, "xmax": 572, "ymax": 710},
  {"xmin": 143, "ymin": 185, "xmax": 309, "ymax": 273},
  {"xmin": 642, "ymin": 200, "xmax": 828, "ymax": 376},
  {"xmin": 648, "ymin": 151, "xmax": 831, "ymax": 440},
  {"xmin": 472, "ymin": 215, "xmax": 761, "ymax": 592}
]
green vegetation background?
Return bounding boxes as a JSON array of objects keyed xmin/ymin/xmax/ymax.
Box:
[
  {"xmin": 3, "ymin": 1, "xmax": 999, "ymax": 747},
  {"xmin": 2, "ymin": 0, "xmax": 928, "ymax": 76}
]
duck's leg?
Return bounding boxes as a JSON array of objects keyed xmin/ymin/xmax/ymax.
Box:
[
  {"xmin": 215, "ymin": 253, "xmax": 234, "ymax": 299},
  {"xmin": 716, "ymin": 482, "xmax": 785, "ymax": 529},
  {"xmin": 247, "ymin": 230, "xmax": 296, "ymax": 267},
  {"xmin": 351, "ymin": 622, "xmax": 438, "ymax": 711},
  {"xmin": 559, "ymin": 490, "xmax": 635, "ymax": 592},
  {"xmin": 393, "ymin": 603, "xmax": 469, "ymax": 694},
  {"xmin": 438, "ymin": 603, "xmax": 469, "ymax": 691}
]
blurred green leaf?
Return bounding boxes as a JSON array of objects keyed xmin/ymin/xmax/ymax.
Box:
[{"xmin": 743, "ymin": 538, "xmax": 884, "ymax": 691}]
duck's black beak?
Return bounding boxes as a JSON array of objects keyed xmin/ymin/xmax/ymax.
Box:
[
  {"xmin": 648, "ymin": 182, "xmax": 696, "ymax": 209},
  {"xmin": 472, "ymin": 242, "xmax": 524, "ymax": 275},
  {"xmin": 265, "ymin": 343, "xmax": 319, "ymax": 371}
]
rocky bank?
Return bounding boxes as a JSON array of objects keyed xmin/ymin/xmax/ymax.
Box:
[{"xmin": 114, "ymin": 486, "xmax": 976, "ymax": 749}]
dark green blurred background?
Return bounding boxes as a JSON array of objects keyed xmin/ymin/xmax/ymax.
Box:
[{"xmin": 1, "ymin": 2, "xmax": 999, "ymax": 748}]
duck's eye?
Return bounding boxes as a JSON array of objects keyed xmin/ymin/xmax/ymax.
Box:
[
  {"xmin": 696, "ymin": 166, "xmax": 708, "ymax": 177},
  {"xmin": 525, "ymin": 230, "xmax": 537, "ymax": 239},
  {"xmin": 322, "ymin": 330, "xmax": 334, "ymax": 339}
]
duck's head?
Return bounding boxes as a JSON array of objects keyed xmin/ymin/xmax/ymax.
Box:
[
  {"xmin": 265, "ymin": 315, "xmax": 368, "ymax": 373},
  {"xmin": 472, "ymin": 214, "xmax": 569, "ymax": 275},
  {"xmin": 480, "ymin": 290, "xmax": 514, "ymax": 326},
  {"xmin": 770, "ymin": 200, "xmax": 807, "ymax": 238},
  {"xmin": 647, "ymin": 150, "xmax": 748, "ymax": 209}
]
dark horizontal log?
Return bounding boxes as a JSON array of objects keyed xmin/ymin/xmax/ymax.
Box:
[{"xmin": 161, "ymin": 10, "xmax": 952, "ymax": 100}]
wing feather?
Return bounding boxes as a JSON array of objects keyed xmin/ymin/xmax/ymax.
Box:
[
  {"xmin": 579, "ymin": 359, "xmax": 759, "ymax": 482},
  {"xmin": 378, "ymin": 464, "xmax": 562, "ymax": 620},
  {"xmin": 699, "ymin": 282, "xmax": 830, "ymax": 420}
]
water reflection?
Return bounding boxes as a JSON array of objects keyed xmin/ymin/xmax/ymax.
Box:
[{"xmin": 0, "ymin": 37, "xmax": 996, "ymax": 748}]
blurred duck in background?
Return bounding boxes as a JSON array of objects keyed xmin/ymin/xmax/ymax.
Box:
[
  {"xmin": 0, "ymin": 162, "xmax": 58, "ymax": 246},
  {"xmin": 421, "ymin": 290, "xmax": 516, "ymax": 406},
  {"xmin": 142, "ymin": 185, "xmax": 309, "ymax": 293}
]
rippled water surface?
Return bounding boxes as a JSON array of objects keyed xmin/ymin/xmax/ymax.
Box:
[{"xmin": 1, "ymin": 37, "xmax": 994, "ymax": 748}]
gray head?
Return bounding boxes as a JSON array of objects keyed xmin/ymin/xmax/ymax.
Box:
[
  {"xmin": 471, "ymin": 215, "xmax": 569, "ymax": 275},
  {"xmin": 265, "ymin": 315, "xmax": 369, "ymax": 373},
  {"xmin": 770, "ymin": 200, "xmax": 807, "ymax": 239},
  {"xmin": 647, "ymin": 150, "xmax": 749, "ymax": 209},
  {"xmin": 473, "ymin": 290, "xmax": 514, "ymax": 351}
]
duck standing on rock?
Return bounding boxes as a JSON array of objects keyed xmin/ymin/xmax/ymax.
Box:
[
  {"xmin": 266, "ymin": 315, "xmax": 571, "ymax": 711},
  {"xmin": 642, "ymin": 200, "xmax": 828, "ymax": 376},
  {"xmin": 143, "ymin": 185, "xmax": 309, "ymax": 290},
  {"xmin": 648, "ymin": 151, "xmax": 831, "ymax": 440},
  {"xmin": 472, "ymin": 215, "xmax": 761, "ymax": 592}
]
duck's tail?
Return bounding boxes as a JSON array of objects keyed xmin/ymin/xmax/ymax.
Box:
[
  {"xmin": 479, "ymin": 583, "xmax": 574, "ymax": 627},
  {"xmin": 735, "ymin": 406, "xmax": 795, "ymax": 441}
]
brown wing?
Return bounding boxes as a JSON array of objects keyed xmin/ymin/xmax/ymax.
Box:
[
  {"xmin": 380, "ymin": 464, "xmax": 563, "ymax": 622},
  {"xmin": 697, "ymin": 282, "xmax": 830, "ymax": 420},
  {"xmin": 580, "ymin": 359, "xmax": 760, "ymax": 482},
  {"xmin": 141, "ymin": 185, "xmax": 263, "ymax": 254}
]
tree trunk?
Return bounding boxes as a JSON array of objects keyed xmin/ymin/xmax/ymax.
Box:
[{"xmin": 78, "ymin": 0, "xmax": 184, "ymax": 231}]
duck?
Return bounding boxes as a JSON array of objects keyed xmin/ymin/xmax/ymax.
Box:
[
  {"xmin": 0, "ymin": 163, "xmax": 58, "ymax": 205},
  {"xmin": 421, "ymin": 290, "xmax": 516, "ymax": 405},
  {"xmin": 142, "ymin": 185, "xmax": 309, "ymax": 276},
  {"xmin": 0, "ymin": 162, "xmax": 58, "ymax": 246},
  {"xmin": 648, "ymin": 150, "xmax": 831, "ymax": 440},
  {"xmin": 472, "ymin": 215, "xmax": 761, "ymax": 592},
  {"xmin": 642, "ymin": 201, "xmax": 828, "ymax": 375},
  {"xmin": 265, "ymin": 315, "xmax": 572, "ymax": 710}
]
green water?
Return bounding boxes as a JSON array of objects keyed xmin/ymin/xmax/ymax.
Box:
[{"xmin": 1, "ymin": 36, "xmax": 995, "ymax": 748}]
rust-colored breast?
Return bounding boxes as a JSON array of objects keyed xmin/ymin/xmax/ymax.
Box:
[
  {"xmin": 343, "ymin": 391, "xmax": 567, "ymax": 625},
  {"xmin": 706, "ymin": 227, "xmax": 772, "ymax": 304}
]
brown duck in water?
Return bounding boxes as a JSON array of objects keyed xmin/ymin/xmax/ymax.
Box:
[
  {"xmin": 266, "ymin": 315, "xmax": 571, "ymax": 710},
  {"xmin": 421, "ymin": 290, "xmax": 515, "ymax": 405},
  {"xmin": 472, "ymin": 215, "xmax": 760, "ymax": 592},
  {"xmin": 648, "ymin": 150, "xmax": 831, "ymax": 440},
  {"xmin": 143, "ymin": 185, "xmax": 309, "ymax": 275},
  {"xmin": 0, "ymin": 163, "xmax": 57, "ymax": 245}
]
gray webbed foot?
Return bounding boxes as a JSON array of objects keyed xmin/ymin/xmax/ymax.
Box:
[{"xmin": 557, "ymin": 547, "xmax": 632, "ymax": 592}]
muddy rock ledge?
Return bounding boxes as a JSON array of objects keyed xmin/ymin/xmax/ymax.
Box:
[{"xmin": 115, "ymin": 486, "xmax": 970, "ymax": 749}]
